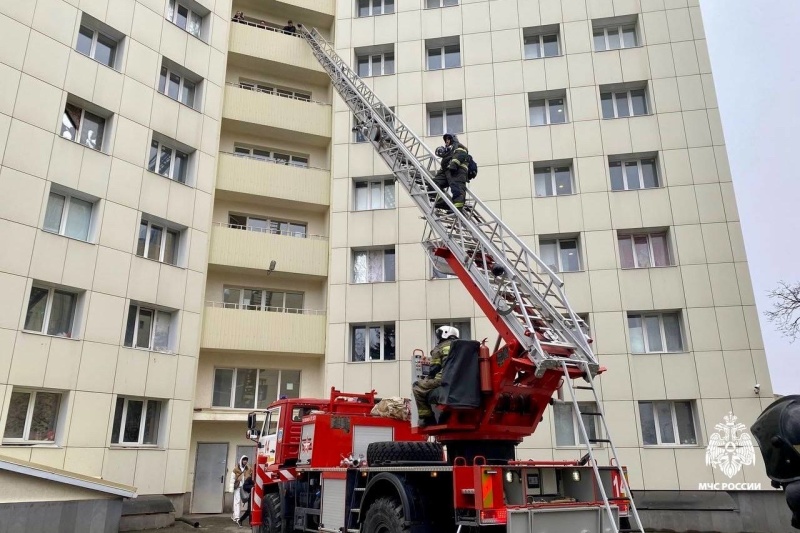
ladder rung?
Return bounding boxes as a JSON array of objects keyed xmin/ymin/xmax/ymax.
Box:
[
  {"xmin": 588, "ymin": 438, "xmax": 611, "ymax": 444},
  {"xmin": 579, "ymin": 411, "xmax": 602, "ymax": 416},
  {"xmin": 573, "ymin": 386, "xmax": 594, "ymax": 390}
]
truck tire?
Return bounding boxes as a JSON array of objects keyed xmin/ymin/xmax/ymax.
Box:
[
  {"xmin": 367, "ymin": 441, "xmax": 444, "ymax": 466},
  {"xmin": 362, "ymin": 497, "xmax": 409, "ymax": 533},
  {"xmin": 254, "ymin": 492, "xmax": 282, "ymax": 533}
]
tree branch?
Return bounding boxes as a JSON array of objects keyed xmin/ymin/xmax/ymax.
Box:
[{"xmin": 765, "ymin": 281, "xmax": 800, "ymax": 342}]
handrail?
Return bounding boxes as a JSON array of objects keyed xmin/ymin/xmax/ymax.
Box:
[
  {"xmin": 205, "ymin": 301, "xmax": 325, "ymax": 315},
  {"xmin": 226, "ymin": 82, "xmax": 331, "ymax": 106},
  {"xmin": 220, "ymin": 151, "xmax": 329, "ymax": 172},
  {"xmin": 213, "ymin": 221, "xmax": 328, "ymax": 241},
  {"xmin": 232, "ymin": 17, "xmax": 302, "ymax": 37}
]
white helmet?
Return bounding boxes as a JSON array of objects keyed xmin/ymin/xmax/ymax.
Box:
[{"xmin": 436, "ymin": 325, "xmax": 459, "ymax": 341}]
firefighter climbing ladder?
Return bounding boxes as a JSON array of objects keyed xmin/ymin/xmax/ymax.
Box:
[{"xmin": 297, "ymin": 26, "xmax": 645, "ymax": 533}]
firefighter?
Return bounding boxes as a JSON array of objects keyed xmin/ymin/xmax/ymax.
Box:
[
  {"xmin": 413, "ymin": 325, "xmax": 459, "ymax": 427},
  {"xmin": 432, "ymin": 133, "xmax": 469, "ymax": 211}
]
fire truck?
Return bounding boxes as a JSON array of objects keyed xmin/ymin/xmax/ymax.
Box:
[{"xmin": 242, "ymin": 26, "xmax": 646, "ymax": 533}]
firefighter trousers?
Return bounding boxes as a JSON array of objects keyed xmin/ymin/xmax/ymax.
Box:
[{"xmin": 413, "ymin": 378, "xmax": 441, "ymax": 418}]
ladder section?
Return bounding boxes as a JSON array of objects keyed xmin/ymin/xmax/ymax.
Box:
[
  {"xmin": 297, "ymin": 26, "xmax": 597, "ymax": 375},
  {"xmin": 560, "ymin": 361, "xmax": 645, "ymax": 533}
]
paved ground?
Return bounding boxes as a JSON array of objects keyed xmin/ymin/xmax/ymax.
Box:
[{"xmin": 137, "ymin": 514, "xmax": 253, "ymax": 533}]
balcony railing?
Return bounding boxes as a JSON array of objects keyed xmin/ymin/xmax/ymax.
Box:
[
  {"xmin": 232, "ymin": 17, "xmax": 302, "ymax": 37},
  {"xmin": 212, "ymin": 222, "xmax": 327, "ymax": 240},
  {"xmin": 226, "ymin": 82, "xmax": 330, "ymax": 106},
  {"xmin": 226, "ymin": 150, "xmax": 325, "ymax": 171},
  {"xmin": 205, "ymin": 301, "xmax": 325, "ymax": 315}
]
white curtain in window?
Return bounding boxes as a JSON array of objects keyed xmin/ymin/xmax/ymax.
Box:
[
  {"xmin": 64, "ymin": 197, "xmax": 92, "ymax": 241},
  {"xmin": 166, "ymin": 0, "xmax": 175, "ymax": 20},
  {"xmin": 153, "ymin": 311, "xmax": 171, "ymax": 351},
  {"xmin": 188, "ymin": 12, "xmax": 202, "ymax": 37}
]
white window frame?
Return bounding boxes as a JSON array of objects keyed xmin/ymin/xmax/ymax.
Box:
[
  {"xmin": 534, "ymin": 165, "xmax": 574, "ymax": 197},
  {"xmin": 239, "ymin": 81, "xmax": 311, "ymax": 102},
  {"xmin": 137, "ymin": 219, "xmax": 180, "ymax": 265},
  {"xmin": 639, "ymin": 400, "xmax": 698, "ymax": 446},
  {"xmin": 426, "ymin": 0, "xmax": 458, "ymax": 8},
  {"xmin": 609, "ymin": 158, "xmax": 659, "ymax": 191},
  {"xmin": 357, "ymin": 0, "xmax": 395, "ymax": 17},
  {"xmin": 428, "ymin": 105, "xmax": 463, "ymax": 136},
  {"xmin": 553, "ymin": 401, "xmax": 601, "ymax": 448},
  {"xmin": 23, "ymin": 286, "xmax": 78, "ymax": 338},
  {"xmin": 601, "ymin": 88, "xmax": 648, "ymax": 119},
  {"xmin": 222, "ymin": 287, "xmax": 305, "ymax": 313},
  {"xmin": 426, "ymin": 43, "xmax": 461, "ymax": 70},
  {"xmin": 627, "ymin": 312, "xmax": 684, "ymax": 354},
  {"xmin": 148, "ymin": 139, "xmax": 190, "ymax": 184},
  {"xmin": 111, "ymin": 397, "xmax": 163, "ymax": 446},
  {"xmin": 529, "ymin": 96, "xmax": 568, "ymax": 126},
  {"xmin": 354, "ymin": 178, "xmax": 396, "ymax": 210},
  {"xmin": 618, "ymin": 232, "xmax": 671, "ymax": 268},
  {"xmin": 212, "ymin": 368, "xmax": 301, "ymax": 409},
  {"xmin": 166, "ymin": 0, "xmax": 203, "ymax": 38},
  {"xmin": 124, "ymin": 304, "xmax": 174, "ymax": 352},
  {"xmin": 352, "ymin": 248, "xmax": 396, "ymax": 283},
  {"xmin": 524, "ymin": 32, "xmax": 560, "ymax": 59},
  {"xmin": 2, "ymin": 389, "xmax": 63, "ymax": 444},
  {"xmin": 356, "ymin": 51, "xmax": 395, "ymax": 77},
  {"xmin": 76, "ymin": 25, "xmax": 118, "ymax": 68},
  {"xmin": 159, "ymin": 66, "xmax": 197, "ymax": 108},
  {"xmin": 351, "ymin": 323, "xmax": 396, "ymax": 362},
  {"xmin": 233, "ymin": 145, "xmax": 309, "ymax": 167},
  {"xmin": 539, "ymin": 237, "xmax": 581, "ymax": 273},
  {"xmin": 593, "ymin": 24, "xmax": 637, "ymax": 51},
  {"xmin": 60, "ymin": 103, "xmax": 106, "ymax": 151},
  {"xmin": 43, "ymin": 191, "xmax": 94, "ymax": 241}
]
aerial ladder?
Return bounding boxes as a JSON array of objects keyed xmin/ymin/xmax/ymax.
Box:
[{"xmin": 256, "ymin": 25, "xmax": 645, "ymax": 533}]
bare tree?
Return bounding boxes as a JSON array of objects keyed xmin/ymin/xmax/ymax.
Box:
[{"xmin": 765, "ymin": 281, "xmax": 800, "ymax": 342}]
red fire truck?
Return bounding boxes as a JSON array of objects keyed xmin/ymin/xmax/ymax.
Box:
[{"xmin": 240, "ymin": 26, "xmax": 645, "ymax": 533}]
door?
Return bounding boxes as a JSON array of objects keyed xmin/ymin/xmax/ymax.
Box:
[{"xmin": 191, "ymin": 442, "xmax": 228, "ymax": 513}]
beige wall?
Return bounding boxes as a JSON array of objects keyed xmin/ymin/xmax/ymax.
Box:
[{"xmin": 0, "ymin": 0, "xmax": 229, "ymax": 495}]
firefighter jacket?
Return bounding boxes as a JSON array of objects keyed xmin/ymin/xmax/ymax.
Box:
[
  {"xmin": 429, "ymin": 339, "xmax": 454, "ymax": 381},
  {"xmin": 446, "ymin": 144, "xmax": 469, "ymax": 175}
]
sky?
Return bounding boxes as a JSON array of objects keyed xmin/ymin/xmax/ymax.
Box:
[{"xmin": 699, "ymin": 0, "xmax": 800, "ymax": 394}]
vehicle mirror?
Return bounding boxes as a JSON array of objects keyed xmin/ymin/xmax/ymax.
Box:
[{"xmin": 247, "ymin": 412, "xmax": 257, "ymax": 431}]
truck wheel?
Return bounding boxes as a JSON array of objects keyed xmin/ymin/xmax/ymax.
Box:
[
  {"xmin": 257, "ymin": 492, "xmax": 282, "ymax": 533},
  {"xmin": 367, "ymin": 441, "xmax": 444, "ymax": 466},
  {"xmin": 362, "ymin": 497, "xmax": 409, "ymax": 533}
]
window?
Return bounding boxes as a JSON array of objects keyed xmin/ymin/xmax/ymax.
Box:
[
  {"xmin": 60, "ymin": 103, "xmax": 105, "ymax": 151},
  {"xmin": 609, "ymin": 157, "xmax": 659, "ymax": 191},
  {"xmin": 124, "ymin": 303, "xmax": 174, "ymax": 352},
  {"xmin": 228, "ymin": 214, "xmax": 308, "ymax": 238},
  {"xmin": 593, "ymin": 20, "xmax": 638, "ymax": 51},
  {"xmin": 431, "ymin": 320, "xmax": 471, "ymax": 347},
  {"xmin": 213, "ymin": 368, "xmax": 301, "ymax": 409},
  {"xmin": 111, "ymin": 397, "xmax": 163, "ymax": 446},
  {"xmin": 428, "ymin": 103, "xmax": 463, "ymax": 136},
  {"xmin": 357, "ymin": 0, "xmax": 395, "ymax": 17},
  {"xmin": 148, "ymin": 139, "xmax": 189, "ymax": 184},
  {"xmin": 539, "ymin": 237, "xmax": 581, "ymax": 272},
  {"xmin": 223, "ymin": 287, "xmax": 304, "ymax": 313},
  {"xmin": 534, "ymin": 165, "xmax": 573, "ymax": 197},
  {"xmin": 351, "ymin": 323, "xmax": 396, "ymax": 361},
  {"xmin": 354, "ymin": 178, "xmax": 396, "ymax": 210},
  {"xmin": 627, "ymin": 312, "xmax": 684, "ymax": 353},
  {"xmin": 166, "ymin": 0, "xmax": 203, "ymax": 38},
  {"xmin": 24, "ymin": 286, "xmax": 77, "ymax": 338},
  {"xmin": 3, "ymin": 389, "xmax": 62, "ymax": 444},
  {"xmin": 426, "ymin": 39, "xmax": 461, "ymax": 70},
  {"xmin": 233, "ymin": 145, "xmax": 309, "ymax": 167},
  {"xmin": 159, "ymin": 65, "xmax": 197, "ymax": 107},
  {"xmin": 43, "ymin": 190, "xmax": 93, "ymax": 241},
  {"xmin": 239, "ymin": 81, "xmax": 311, "ymax": 102},
  {"xmin": 618, "ymin": 232, "xmax": 670, "ymax": 268},
  {"xmin": 529, "ymin": 93, "xmax": 567, "ymax": 125},
  {"xmin": 639, "ymin": 401, "xmax": 697, "ymax": 446},
  {"xmin": 554, "ymin": 402, "xmax": 600, "ymax": 447},
  {"xmin": 523, "ymin": 26, "xmax": 560, "ymax": 59},
  {"xmin": 356, "ymin": 51, "xmax": 395, "ymax": 77},
  {"xmin": 426, "ymin": 0, "xmax": 458, "ymax": 7},
  {"xmin": 353, "ymin": 248, "xmax": 396, "ymax": 283},
  {"xmin": 600, "ymin": 87, "xmax": 648, "ymax": 119},
  {"xmin": 76, "ymin": 25, "xmax": 117, "ymax": 67},
  {"xmin": 137, "ymin": 219, "xmax": 180, "ymax": 265}
]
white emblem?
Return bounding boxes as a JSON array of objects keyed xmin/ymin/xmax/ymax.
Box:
[{"xmin": 705, "ymin": 412, "xmax": 756, "ymax": 479}]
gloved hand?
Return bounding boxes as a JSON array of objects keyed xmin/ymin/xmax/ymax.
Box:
[{"xmin": 427, "ymin": 365, "xmax": 442, "ymax": 378}]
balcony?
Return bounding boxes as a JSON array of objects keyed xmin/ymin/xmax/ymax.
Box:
[
  {"xmin": 228, "ymin": 21, "xmax": 328, "ymax": 82},
  {"xmin": 208, "ymin": 223, "xmax": 329, "ymax": 278},
  {"xmin": 201, "ymin": 303, "xmax": 326, "ymax": 355},
  {"xmin": 222, "ymin": 83, "xmax": 332, "ymax": 144},
  {"xmin": 215, "ymin": 152, "xmax": 330, "ymax": 209}
]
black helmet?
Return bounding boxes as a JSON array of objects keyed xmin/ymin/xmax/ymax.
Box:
[{"xmin": 443, "ymin": 133, "xmax": 454, "ymax": 143}]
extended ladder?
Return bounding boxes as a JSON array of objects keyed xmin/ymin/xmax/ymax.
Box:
[{"xmin": 297, "ymin": 25, "xmax": 644, "ymax": 533}]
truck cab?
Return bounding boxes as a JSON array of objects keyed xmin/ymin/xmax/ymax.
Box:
[{"xmin": 248, "ymin": 398, "xmax": 328, "ymax": 470}]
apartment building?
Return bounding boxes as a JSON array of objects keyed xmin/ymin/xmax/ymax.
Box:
[{"xmin": 0, "ymin": 0, "xmax": 778, "ymax": 520}]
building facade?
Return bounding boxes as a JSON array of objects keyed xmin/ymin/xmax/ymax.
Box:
[{"xmin": 0, "ymin": 0, "xmax": 777, "ymax": 517}]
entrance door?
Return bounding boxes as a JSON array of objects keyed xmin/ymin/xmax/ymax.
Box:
[{"xmin": 191, "ymin": 442, "xmax": 228, "ymax": 514}]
